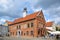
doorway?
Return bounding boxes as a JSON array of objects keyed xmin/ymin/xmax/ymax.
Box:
[{"xmin": 17, "ymin": 30, "xmax": 21, "ymax": 36}]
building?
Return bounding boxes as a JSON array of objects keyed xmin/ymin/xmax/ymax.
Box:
[
  {"xmin": 45, "ymin": 22, "xmax": 54, "ymax": 31},
  {"xmin": 56, "ymin": 25, "xmax": 60, "ymax": 31},
  {"xmin": 0, "ymin": 24, "xmax": 8, "ymax": 36},
  {"xmin": 6, "ymin": 8, "xmax": 46, "ymax": 37},
  {"xmin": 45, "ymin": 22, "xmax": 60, "ymax": 36}
]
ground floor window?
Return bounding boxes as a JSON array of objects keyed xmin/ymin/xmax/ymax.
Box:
[
  {"xmin": 38, "ymin": 29, "xmax": 40, "ymax": 35},
  {"xmin": 21, "ymin": 31, "xmax": 23, "ymax": 35},
  {"xmin": 31, "ymin": 31, "xmax": 33, "ymax": 35},
  {"xmin": 24, "ymin": 33, "xmax": 25, "ymax": 36},
  {"xmin": 26, "ymin": 31, "xmax": 29, "ymax": 35}
]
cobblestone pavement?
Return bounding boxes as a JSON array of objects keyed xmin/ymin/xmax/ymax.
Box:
[{"xmin": 0, "ymin": 37, "xmax": 57, "ymax": 40}]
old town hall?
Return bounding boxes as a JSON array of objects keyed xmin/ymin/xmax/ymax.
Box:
[{"xmin": 7, "ymin": 8, "xmax": 46, "ymax": 37}]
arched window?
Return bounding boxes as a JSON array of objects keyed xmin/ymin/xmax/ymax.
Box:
[
  {"xmin": 26, "ymin": 31, "xmax": 29, "ymax": 35},
  {"xmin": 21, "ymin": 31, "xmax": 23, "ymax": 35},
  {"xmin": 38, "ymin": 29, "xmax": 40, "ymax": 35},
  {"xmin": 31, "ymin": 31, "xmax": 33, "ymax": 35},
  {"xmin": 24, "ymin": 33, "xmax": 25, "ymax": 36}
]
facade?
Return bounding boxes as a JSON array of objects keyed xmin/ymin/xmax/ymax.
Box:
[
  {"xmin": 56, "ymin": 25, "xmax": 60, "ymax": 31},
  {"xmin": 6, "ymin": 10, "xmax": 46, "ymax": 37},
  {"xmin": 45, "ymin": 22, "xmax": 56, "ymax": 31},
  {"xmin": 45, "ymin": 22, "xmax": 58, "ymax": 36},
  {"xmin": 45, "ymin": 22, "xmax": 54, "ymax": 31},
  {"xmin": 0, "ymin": 24, "xmax": 8, "ymax": 36}
]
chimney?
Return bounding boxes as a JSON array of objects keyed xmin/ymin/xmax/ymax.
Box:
[{"xmin": 23, "ymin": 8, "xmax": 27, "ymax": 17}]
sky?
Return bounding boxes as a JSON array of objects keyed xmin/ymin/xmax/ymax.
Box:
[{"xmin": 0, "ymin": 0, "xmax": 60, "ymax": 24}]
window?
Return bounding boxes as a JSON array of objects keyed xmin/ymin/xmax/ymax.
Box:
[
  {"xmin": 27, "ymin": 23, "xmax": 29, "ymax": 28},
  {"xmin": 38, "ymin": 29, "xmax": 40, "ymax": 35},
  {"xmin": 16, "ymin": 32, "xmax": 17, "ymax": 35},
  {"xmin": 19, "ymin": 25, "xmax": 21, "ymax": 29},
  {"xmin": 17, "ymin": 26, "xmax": 18, "ymax": 29},
  {"xmin": 37, "ymin": 15, "xmax": 43, "ymax": 20},
  {"xmin": 13, "ymin": 32, "xmax": 14, "ymax": 35},
  {"xmin": 31, "ymin": 22, "xmax": 33, "ymax": 27},
  {"xmin": 17, "ymin": 25, "xmax": 21, "ymax": 29},
  {"xmin": 21, "ymin": 31, "xmax": 23, "ymax": 35},
  {"xmin": 26, "ymin": 31, "xmax": 29, "ymax": 35},
  {"xmin": 10, "ymin": 32, "xmax": 12, "ymax": 35},
  {"xmin": 37, "ymin": 16, "xmax": 41, "ymax": 18},
  {"xmin": 31, "ymin": 31, "xmax": 33, "ymax": 35},
  {"xmin": 24, "ymin": 33, "xmax": 25, "ymax": 35},
  {"xmin": 39, "ymin": 22, "xmax": 43, "ymax": 28},
  {"xmin": 24, "ymin": 24, "xmax": 27, "ymax": 28}
]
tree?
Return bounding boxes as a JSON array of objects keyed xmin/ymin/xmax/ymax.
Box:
[{"xmin": 56, "ymin": 27, "xmax": 58, "ymax": 31}]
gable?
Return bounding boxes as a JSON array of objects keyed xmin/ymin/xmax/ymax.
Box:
[
  {"xmin": 37, "ymin": 10, "xmax": 44, "ymax": 18},
  {"xmin": 36, "ymin": 10, "xmax": 46, "ymax": 23}
]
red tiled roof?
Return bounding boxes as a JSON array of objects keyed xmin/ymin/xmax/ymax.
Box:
[
  {"xmin": 14, "ymin": 11, "xmax": 40, "ymax": 23},
  {"xmin": 6, "ymin": 20, "xmax": 13, "ymax": 24},
  {"xmin": 7, "ymin": 11, "xmax": 42, "ymax": 25},
  {"xmin": 45, "ymin": 22, "xmax": 53, "ymax": 27}
]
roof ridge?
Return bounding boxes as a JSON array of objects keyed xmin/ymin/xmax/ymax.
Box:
[{"xmin": 8, "ymin": 11, "xmax": 41, "ymax": 25}]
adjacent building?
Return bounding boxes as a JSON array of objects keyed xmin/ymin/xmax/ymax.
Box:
[
  {"xmin": 6, "ymin": 8, "xmax": 46, "ymax": 37},
  {"xmin": 45, "ymin": 22, "xmax": 60, "ymax": 35},
  {"xmin": 0, "ymin": 24, "xmax": 8, "ymax": 36}
]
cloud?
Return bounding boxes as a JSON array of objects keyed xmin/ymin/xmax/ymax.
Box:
[
  {"xmin": 35, "ymin": 0, "xmax": 60, "ymax": 9},
  {"xmin": 0, "ymin": 0, "xmax": 39, "ymax": 18},
  {"xmin": 43, "ymin": 5, "xmax": 60, "ymax": 24},
  {"xmin": 0, "ymin": 0, "xmax": 60, "ymax": 24},
  {"xmin": 0, "ymin": 0, "xmax": 39, "ymax": 24},
  {"xmin": 0, "ymin": 16, "xmax": 14, "ymax": 24},
  {"xmin": 34, "ymin": 0, "xmax": 60, "ymax": 24}
]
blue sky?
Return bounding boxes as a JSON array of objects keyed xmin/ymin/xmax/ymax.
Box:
[{"xmin": 0, "ymin": 0, "xmax": 60, "ymax": 24}]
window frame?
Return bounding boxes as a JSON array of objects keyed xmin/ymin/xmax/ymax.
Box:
[{"xmin": 31, "ymin": 22, "xmax": 34, "ymax": 27}]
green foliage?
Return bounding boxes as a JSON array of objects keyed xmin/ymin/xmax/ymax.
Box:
[
  {"xmin": 56, "ymin": 27, "xmax": 60, "ymax": 31},
  {"xmin": 56, "ymin": 27, "xmax": 58, "ymax": 31},
  {"xmin": 59, "ymin": 29, "xmax": 60, "ymax": 31}
]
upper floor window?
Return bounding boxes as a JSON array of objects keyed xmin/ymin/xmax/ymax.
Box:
[
  {"xmin": 37, "ymin": 15, "xmax": 43, "ymax": 20},
  {"xmin": 17, "ymin": 26, "xmax": 18, "ymax": 29},
  {"xmin": 31, "ymin": 22, "xmax": 34, "ymax": 27},
  {"xmin": 27, "ymin": 22, "xmax": 34, "ymax": 28},
  {"xmin": 24, "ymin": 24, "xmax": 27, "ymax": 28},
  {"xmin": 27, "ymin": 23, "xmax": 29, "ymax": 28},
  {"xmin": 38, "ymin": 22, "xmax": 43, "ymax": 28},
  {"xmin": 37, "ymin": 16, "xmax": 41, "ymax": 18},
  {"xmin": 19, "ymin": 25, "xmax": 21, "ymax": 29},
  {"xmin": 17, "ymin": 25, "xmax": 21, "ymax": 29}
]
